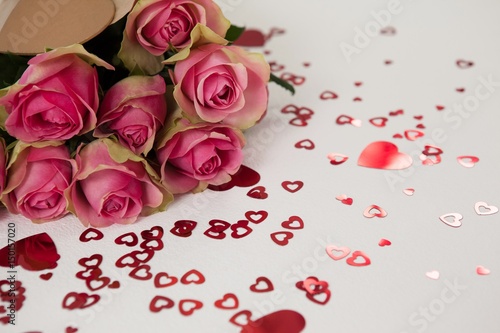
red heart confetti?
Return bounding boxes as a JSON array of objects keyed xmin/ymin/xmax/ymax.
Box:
[
  {"xmin": 388, "ymin": 109, "xmax": 404, "ymax": 116},
  {"xmin": 436, "ymin": 105, "xmax": 445, "ymax": 111},
  {"xmin": 114, "ymin": 232, "xmax": 138, "ymax": 247},
  {"xmin": 247, "ymin": 186, "xmax": 268, "ymax": 199},
  {"xmin": 270, "ymin": 231, "xmax": 294, "ymax": 246},
  {"xmin": 179, "ymin": 299, "xmax": 203, "ymax": 316},
  {"xmin": 320, "ymin": 90, "xmax": 338, "ymax": 100},
  {"xmin": 230, "ymin": 220, "xmax": 253, "ymax": 239},
  {"xmin": 39, "ymin": 272, "xmax": 53, "ymax": 281},
  {"xmin": 214, "ymin": 293, "xmax": 239, "ymax": 310},
  {"xmin": 245, "ymin": 210, "xmax": 268, "ymax": 224},
  {"xmin": 457, "ymin": 155, "xmax": 479, "ymax": 168},
  {"xmin": 281, "ymin": 180, "xmax": 304, "ymax": 193},
  {"xmin": 181, "ymin": 269, "xmax": 205, "ymax": 285},
  {"xmin": 250, "ymin": 277, "xmax": 274, "ymax": 293},
  {"xmin": 79, "ymin": 228, "xmax": 103, "ymax": 242},
  {"xmin": 404, "ymin": 129, "xmax": 425, "ymax": 141},
  {"xmin": 456, "ymin": 59, "xmax": 474, "ymax": 69},
  {"xmin": 170, "ymin": 220, "xmax": 197, "ymax": 237},
  {"xmin": 346, "ymin": 251, "xmax": 371, "ymax": 267},
  {"xmin": 281, "ymin": 216, "xmax": 304, "ymax": 230},
  {"xmin": 476, "ymin": 266, "xmax": 491, "ymax": 276},
  {"xmin": 149, "ymin": 295, "xmax": 175, "ymax": 313},
  {"xmin": 140, "ymin": 226, "xmax": 164, "ymax": 240},
  {"xmin": 203, "ymin": 220, "xmax": 231, "ymax": 240},
  {"xmin": 294, "ymin": 139, "xmax": 315, "ymax": 150},
  {"xmin": 369, "ymin": 117, "xmax": 388, "ymax": 127},
  {"xmin": 327, "ymin": 153, "xmax": 349, "ymax": 165},
  {"xmin": 154, "ymin": 272, "xmax": 178, "ymax": 288},
  {"xmin": 363, "ymin": 205, "xmax": 388, "ymax": 218},
  {"xmin": 129, "ymin": 265, "xmax": 153, "ymax": 281},
  {"xmin": 378, "ymin": 239, "xmax": 392, "ymax": 247}
]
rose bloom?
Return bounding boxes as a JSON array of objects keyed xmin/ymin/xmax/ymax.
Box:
[
  {"xmin": 66, "ymin": 138, "xmax": 172, "ymax": 227},
  {"xmin": 173, "ymin": 44, "xmax": 270, "ymax": 130},
  {"xmin": 1, "ymin": 142, "xmax": 72, "ymax": 223},
  {"xmin": 94, "ymin": 75, "xmax": 167, "ymax": 155},
  {"xmin": 156, "ymin": 115, "xmax": 245, "ymax": 194},
  {"xmin": 0, "ymin": 138, "xmax": 6, "ymax": 196},
  {"xmin": 128, "ymin": 0, "xmax": 229, "ymax": 55},
  {"xmin": 0, "ymin": 44, "xmax": 113, "ymax": 142}
]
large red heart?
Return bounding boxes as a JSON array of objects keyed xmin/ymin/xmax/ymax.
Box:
[
  {"xmin": 240, "ymin": 310, "xmax": 306, "ymax": 333},
  {"xmin": 0, "ymin": 233, "xmax": 60, "ymax": 271},
  {"xmin": 208, "ymin": 165, "xmax": 260, "ymax": 191},
  {"xmin": 358, "ymin": 141, "xmax": 412, "ymax": 170}
]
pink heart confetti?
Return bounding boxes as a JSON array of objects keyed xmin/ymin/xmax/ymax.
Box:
[
  {"xmin": 403, "ymin": 188, "xmax": 415, "ymax": 196},
  {"xmin": 476, "ymin": 266, "xmax": 491, "ymax": 276},
  {"xmin": 457, "ymin": 156, "xmax": 480, "ymax": 168},
  {"xmin": 325, "ymin": 245, "xmax": 351, "ymax": 260},
  {"xmin": 474, "ymin": 202, "xmax": 499, "ymax": 216},
  {"xmin": 378, "ymin": 239, "xmax": 392, "ymax": 247},
  {"xmin": 425, "ymin": 270, "xmax": 440, "ymax": 280},
  {"xmin": 439, "ymin": 213, "xmax": 463, "ymax": 228}
]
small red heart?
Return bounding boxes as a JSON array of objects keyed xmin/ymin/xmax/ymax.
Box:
[
  {"xmin": 363, "ymin": 205, "xmax": 388, "ymax": 218},
  {"xmin": 414, "ymin": 115, "xmax": 423, "ymax": 120},
  {"xmin": 247, "ymin": 186, "xmax": 268, "ymax": 199},
  {"xmin": 154, "ymin": 272, "xmax": 178, "ymax": 288},
  {"xmin": 114, "ymin": 232, "xmax": 138, "ymax": 247},
  {"xmin": 281, "ymin": 181, "xmax": 304, "ymax": 193},
  {"xmin": 353, "ymin": 96, "xmax": 362, "ymax": 102},
  {"xmin": 384, "ymin": 59, "xmax": 393, "ymax": 65},
  {"xmin": 245, "ymin": 210, "xmax": 268, "ymax": 224},
  {"xmin": 181, "ymin": 269, "xmax": 205, "ymax": 285},
  {"xmin": 303, "ymin": 277, "xmax": 329, "ymax": 295},
  {"xmin": 62, "ymin": 292, "xmax": 100, "ymax": 310},
  {"xmin": 456, "ymin": 59, "xmax": 474, "ymax": 69},
  {"xmin": 346, "ymin": 251, "xmax": 371, "ymax": 267},
  {"xmin": 140, "ymin": 226, "xmax": 164, "ymax": 240},
  {"xmin": 388, "ymin": 109, "xmax": 404, "ymax": 116},
  {"xmin": 115, "ymin": 249, "xmax": 154, "ymax": 268},
  {"xmin": 336, "ymin": 114, "xmax": 355, "ymax": 125},
  {"xmin": 392, "ymin": 133, "xmax": 403, "ymax": 139},
  {"xmin": 230, "ymin": 220, "xmax": 253, "ymax": 239},
  {"xmin": 404, "ymin": 129, "xmax": 425, "ymax": 141},
  {"xmin": 327, "ymin": 153, "xmax": 349, "ymax": 165},
  {"xmin": 208, "ymin": 165, "xmax": 260, "ymax": 191},
  {"xmin": 229, "ymin": 310, "xmax": 253, "ymax": 327},
  {"xmin": 354, "ymin": 81, "xmax": 363, "ymax": 87},
  {"xmin": 39, "ymin": 272, "xmax": 53, "ymax": 281},
  {"xmin": 436, "ymin": 105, "xmax": 445, "ymax": 111},
  {"xmin": 294, "ymin": 139, "xmax": 315, "ymax": 150},
  {"xmin": 281, "ymin": 216, "xmax": 304, "ymax": 230},
  {"xmin": 140, "ymin": 238, "xmax": 164, "ymax": 251},
  {"xmin": 78, "ymin": 254, "xmax": 103, "ymax": 269},
  {"xmin": 149, "ymin": 295, "xmax": 175, "ymax": 313},
  {"xmin": 320, "ymin": 90, "xmax": 338, "ymax": 100},
  {"xmin": 179, "ymin": 299, "xmax": 203, "ymax": 316},
  {"xmin": 270, "ymin": 231, "xmax": 294, "ymax": 246},
  {"xmin": 378, "ymin": 239, "xmax": 392, "ymax": 247},
  {"xmin": 75, "ymin": 267, "xmax": 102, "ymax": 281},
  {"xmin": 170, "ymin": 220, "xmax": 197, "ymax": 237},
  {"xmin": 306, "ymin": 288, "xmax": 331, "ymax": 305},
  {"xmin": 66, "ymin": 327, "xmax": 78, "ymax": 333},
  {"xmin": 280, "ymin": 72, "xmax": 306, "ymax": 86},
  {"xmin": 416, "ymin": 123, "xmax": 426, "ymax": 129},
  {"xmin": 214, "ymin": 293, "xmax": 239, "ymax": 310},
  {"xmin": 457, "ymin": 155, "xmax": 479, "ymax": 168},
  {"xmin": 108, "ymin": 281, "xmax": 120, "ymax": 289},
  {"xmin": 289, "ymin": 117, "xmax": 309, "ymax": 127},
  {"xmin": 250, "ymin": 277, "xmax": 274, "ymax": 293},
  {"xmin": 369, "ymin": 117, "xmax": 388, "ymax": 127},
  {"xmin": 380, "ymin": 26, "xmax": 396, "ymax": 35},
  {"xmin": 342, "ymin": 198, "xmax": 353, "ymax": 205},
  {"xmin": 203, "ymin": 220, "xmax": 231, "ymax": 240},
  {"xmin": 358, "ymin": 141, "xmax": 413, "ymax": 170},
  {"xmin": 456, "ymin": 87, "xmax": 465, "ymax": 93},
  {"xmin": 422, "ymin": 145, "xmax": 443, "ymax": 156},
  {"xmin": 79, "ymin": 228, "xmax": 103, "ymax": 242},
  {"xmin": 129, "ymin": 265, "xmax": 153, "ymax": 281},
  {"xmin": 85, "ymin": 275, "xmax": 111, "ymax": 291}
]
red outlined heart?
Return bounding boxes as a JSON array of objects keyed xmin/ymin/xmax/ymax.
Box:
[
  {"xmin": 294, "ymin": 139, "xmax": 315, "ymax": 150},
  {"xmin": 114, "ymin": 232, "xmax": 138, "ymax": 247},
  {"xmin": 250, "ymin": 277, "xmax": 274, "ymax": 293},
  {"xmin": 149, "ymin": 295, "xmax": 175, "ymax": 313},
  {"xmin": 270, "ymin": 231, "xmax": 294, "ymax": 246},
  {"xmin": 129, "ymin": 265, "xmax": 153, "ymax": 281},
  {"xmin": 214, "ymin": 293, "xmax": 239, "ymax": 310},
  {"xmin": 369, "ymin": 117, "xmax": 388, "ymax": 127},
  {"xmin": 140, "ymin": 226, "xmax": 164, "ymax": 240},
  {"xmin": 320, "ymin": 91, "xmax": 338, "ymax": 100},
  {"xmin": 245, "ymin": 210, "xmax": 268, "ymax": 224},
  {"xmin": 363, "ymin": 205, "xmax": 388, "ymax": 218},
  {"xmin": 180, "ymin": 269, "xmax": 205, "ymax": 285},
  {"xmin": 79, "ymin": 228, "xmax": 103, "ymax": 242},
  {"xmin": 346, "ymin": 251, "xmax": 371, "ymax": 267},
  {"xmin": 230, "ymin": 220, "xmax": 253, "ymax": 239},
  {"xmin": 170, "ymin": 220, "xmax": 197, "ymax": 237},
  {"xmin": 154, "ymin": 272, "xmax": 178, "ymax": 288},
  {"xmin": 328, "ymin": 153, "xmax": 349, "ymax": 165},
  {"xmin": 179, "ymin": 299, "xmax": 203, "ymax": 316},
  {"xmin": 281, "ymin": 181, "xmax": 304, "ymax": 193},
  {"xmin": 247, "ymin": 186, "xmax": 268, "ymax": 199},
  {"xmin": 281, "ymin": 216, "xmax": 304, "ymax": 230}
]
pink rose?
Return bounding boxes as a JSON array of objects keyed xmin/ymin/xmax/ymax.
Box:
[
  {"xmin": 156, "ymin": 115, "xmax": 245, "ymax": 194},
  {"xmin": 118, "ymin": 0, "xmax": 230, "ymax": 74},
  {"xmin": 0, "ymin": 44, "xmax": 113, "ymax": 142},
  {"xmin": 0, "ymin": 138, "xmax": 6, "ymax": 196},
  {"xmin": 94, "ymin": 75, "xmax": 167, "ymax": 155},
  {"xmin": 173, "ymin": 44, "xmax": 270, "ymax": 129},
  {"xmin": 66, "ymin": 138, "xmax": 172, "ymax": 227},
  {"xmin": 1, "ymin": 142, "xmax": 73, "ymax": 223}
]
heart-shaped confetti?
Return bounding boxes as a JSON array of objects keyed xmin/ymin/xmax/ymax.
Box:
[
  {"xmin": 369, "ymin": 117, "xmax": 388, "ymax": 127},
  {"xmin": 294, "ymin": 139, "xmax": 315, "ymax": 150},
  {"xmin": 320, "ymin": 91, "xmax": 338, "ymax": 100},
  {"xmin": 388, "ymin": 109, "xmax": 404, "ymax": 116},
  {"xmin": 335, "ymin": 194, "xmax": 353, "ymax": 205},
  {"xmin": 170, "ymin": 220, "xmax": 197, "ymax": 237},
  {"xmin": 378, "ymin": 239, "xmax": 392, "ymax": 247},
  {"xmin": 358, "ymin": 141, "xmax": 413, "ymax": 170},
  {"xmin": 154, "ymin": 272, "xmax": 178, "ymax": 288},
  {"xmin": 245, "ymin": 210, "xmax": 268, "ymax": 224},
  {"xmin": 114, "ymin": 232, "xmax": 139, "ymax": 247},
  {"xmin": 456, "ymin": 59, "xmax": 474, "ymax": 69},
  {"xmin": 229, "ymin": 310, "xmax": 253, "ymax": 327},
  {"xmin": 181, "ymin": 270, "xmax": 205, "ymax": 285},
  {"xmin": 214, "ymin": 293, "xmax": 239, "ymax": 310},
  {"xmin": 425, "ymin": 270, "xmax": 440, "ymax": 280},
  {"xmin": 303, "ymin": 277, "xmax": 329, "ymax": 295},
  {"xmin": 476, "ymin": 266, "xmax": 491, "ymax": 276},
  {"xmin": 474, "ymin": 202, "xmax": 499, "ymax": 216},
  {"xmin": 439, "ymin": 213, "xmax": 463, "ymax": 228},
  {"xmin": 281, "ymin": 216, "xmax": 304, "ymax": 230},
  {"xmin": 346, "ymin": 251, "xmax": 371, "ymax": 267},
  {"xmin": 457, "ymin": 156, "xmax": 480, "ymax": 168},
  {"xmin": 79, "ymin": 228, "xmax": 104, "ymax": 242},
  {"xmin": 363, "ymin": 205, "xmax": 388, "ymax": 218},
  {"xmin": 40, "ymin": 272, "xmax": 53, "ymax": 281},
  {"xmin": 325, "ymin": 245, "xmax": 351, "ymax": 260},
  {"xmin": 436, "ymin": 105, "xmax": 445, "ymax": 111},
  {"xmin": 149, "ymin": 296, "xmax": 175, "ymax": 313},
  {"xmin": 247, "ymin": 186, "xmax": 268, "ymax": 199},
  {"xmin": 230, "ymin": 220, "xmax": 253, "ymax": 239},
  {"xmin": 242, "ymin": 310, "xmax": 306, "ymax": 333},
  {"xmin": 281, "ymin": 181, "xmax": 304, "ymax": 193},
  {"xmin": 327, "ymin": 153, "xmax": 349, "ymax": 165},
  {"xmin": 404, "ymin": 130, "xmax": 425, "ymax": 141},
  {"xmin": 250, "ymin": 277, "xmax": 274, "ymax": 293},
  {"xmin": 270, "ymin": 231, "xmax": 294, "ymax": 246},
  {"xmin": 129, "ymin": 265, "xmax": 153, "ymax": 281},
  {"xmin": 403, "ymin": 188, "xmax": 415, "ymax": 196}
]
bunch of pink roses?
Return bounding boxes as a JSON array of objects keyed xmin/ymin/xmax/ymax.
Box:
[{"xmin": 0, "ymin": 0, "xmax": 284, "ymax": 228}]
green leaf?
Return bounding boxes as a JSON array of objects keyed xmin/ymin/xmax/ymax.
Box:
[
  {"xmin": 225, "ymin": 24, "xmax": 246, "ymax": 43},
  {"xmin": 269, "ymin": 73, "xmax": 295, "ymax": 95}
]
